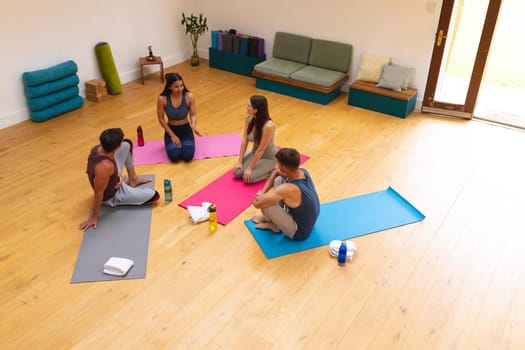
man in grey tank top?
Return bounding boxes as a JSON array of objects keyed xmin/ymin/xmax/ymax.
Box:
[{"xmin": 252, "ymin": 148, "xmax": 320, "ymax": 241}]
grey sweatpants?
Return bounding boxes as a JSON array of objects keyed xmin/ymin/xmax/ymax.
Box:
[
  {"xmin": 261, "ymin": 175, "xmax": 298, "ymax": 239},
  {"xmin": 103, "ymin": 141, "xmax": 156, "ymax": 207},
  {"xmin": 233, "ymin": 151, "xmax": 276, "ymax": 183}
]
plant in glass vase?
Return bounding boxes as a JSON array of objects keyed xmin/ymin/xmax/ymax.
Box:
[{"xmin": 181, "ymin": 13, "xmax": 208, "ymax": 66}]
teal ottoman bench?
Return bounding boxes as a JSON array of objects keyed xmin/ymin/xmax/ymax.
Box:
[
  {"xmin": 348, "ymin": 80, "xmax": 417, "ymax": 118},
  {"xmin": 209, "ymin": 47, "xmax": 266, "ymax": 77}
]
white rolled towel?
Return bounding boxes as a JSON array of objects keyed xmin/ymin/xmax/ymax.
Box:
[
  {"xmin": 328, "ymin": 240, "xmax": 357, "ymax": 260},
  {"xmin": 103, "ymin": 257, "xmax": 134, "ymax": 276}
]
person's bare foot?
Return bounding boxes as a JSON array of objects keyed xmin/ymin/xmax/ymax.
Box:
[
  {"xmin": 128, "ymin": 176, "xmax": 152, "ymax": 187},
  {"xmin": 251, "ymin": 214, "xmax": 269, "ymax": 224},
  {"xmin": 255, "ymin": 221, "xmax": 281, "ymax": 233}
]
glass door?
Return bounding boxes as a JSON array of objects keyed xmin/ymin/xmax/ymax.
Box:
[
  {"xmin": 475, "ymin": 0, "xmax": 525, "ymax": 128},
  {"xmin": 422, "ymin": 0, "xmax": 502, "ymax": 119}
]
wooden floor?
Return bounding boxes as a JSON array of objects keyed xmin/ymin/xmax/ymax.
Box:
[{"xmin": 2, "ymin": 60, "xmax": 525, "ymax": 350}]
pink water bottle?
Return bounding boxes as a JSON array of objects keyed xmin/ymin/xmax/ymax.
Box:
[{"xmin": 137, "ymin": 126, "xmax": 144, "ymax": 146}]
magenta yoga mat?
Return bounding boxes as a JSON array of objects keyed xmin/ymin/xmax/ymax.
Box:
[
  {"xmin": 179, "ymin": 153, "xmax": 310, "ymax": 225},
  {"xmin": 133, "ymin": 133, "xmax": 242, "ymax": 165}
]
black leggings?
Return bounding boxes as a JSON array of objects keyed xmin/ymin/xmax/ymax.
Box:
[{"xmin": 164, "ymin": 123, "xmax": 195, "ymax": 162}]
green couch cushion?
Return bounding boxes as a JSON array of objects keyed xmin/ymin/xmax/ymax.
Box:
[
  {"xmin": 272, "ymin": 32, "xmax": 312, "ymax": 64},
  {"xmin": 253, "ymin": 58, "xmax": 306, "ymax": 79},
  {"xmin": 290, "ymin": 66, "xmax": 347, "ymax": 88},
  {"xmin": 308, "ymin": 39, "xmax": 352, "ymax": 73}
]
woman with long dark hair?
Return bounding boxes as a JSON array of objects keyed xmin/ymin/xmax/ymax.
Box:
[
  {"xmin": 157, "ymin": 73, "xmax": 202, "ymax": 162},
  {"xmin": 233, "ymin": 95, "xmax": 277, "ymax": 183}
]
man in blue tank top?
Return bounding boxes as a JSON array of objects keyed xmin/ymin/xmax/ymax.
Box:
[{"xmin": 252, "ymin": 148, "xmax": 320, "ymax": 240}]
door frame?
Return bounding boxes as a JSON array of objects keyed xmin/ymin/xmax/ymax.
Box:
[{"xmin": 422, "ymin": 0, "xmax": 502, "ymax": 119}]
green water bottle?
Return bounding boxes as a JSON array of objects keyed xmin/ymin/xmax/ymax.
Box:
[{"xmin": 164, "ymin": 179, "xmax": 172, "ymax": 203}]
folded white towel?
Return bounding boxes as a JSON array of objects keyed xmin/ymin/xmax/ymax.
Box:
[
  {"xmin": 188, "ymin": 202, "xmax": 213, "ymax": 224},
  {"xmin": 328, "ymin": 240, "xmax": 357, "ymax": 261},
  {"xmin": 103, "ymin": 257, "xmax": 134, "ymax": 276}
]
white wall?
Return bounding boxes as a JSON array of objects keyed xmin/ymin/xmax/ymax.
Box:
[
  {"xmin": 194, "ymin": 0, "xmax": 442, "ymax": 95},
  {"xmin": 0, "ymin": 0, "xmax": 442, "ymax": 129},
  {"xmin": 0, "ymin": 0, "xmax": 195, "ymax": 128}
]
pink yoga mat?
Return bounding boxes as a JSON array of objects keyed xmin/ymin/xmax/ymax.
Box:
[
  {"xmin": 133, "ymin": 133, "xmax": 242, "ymax": 165},
  {"xmin": 179, "ymin": 153, "xmax": 310, "ymax": 225}
]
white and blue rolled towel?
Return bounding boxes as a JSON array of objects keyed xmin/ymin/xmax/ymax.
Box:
[{"xmin": 328, "ymin": 240, "xmax": 357, "ymax": 261}]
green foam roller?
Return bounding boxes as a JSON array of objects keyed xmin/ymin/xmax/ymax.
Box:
[{"xmin": 95, "ymin": 42, "xmax": 122, "ymax": 95}]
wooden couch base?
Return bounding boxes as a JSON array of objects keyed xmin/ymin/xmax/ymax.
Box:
[{"xmin": 252, "ymin": 70, "xmax": 348, "ymax": 105}]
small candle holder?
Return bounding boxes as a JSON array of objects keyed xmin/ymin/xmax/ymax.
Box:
[{"xmin": 147, "ymin": 46, "xmax": 155, "ymax": 60}]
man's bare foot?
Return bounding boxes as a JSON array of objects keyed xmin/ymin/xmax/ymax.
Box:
[
  {"xmin": 251, "ymin": 214, "xmax": 269, "ymax": 224},
  {"xmin": 129, "ymin": 176, "xmax": 152, "ymax": 187},
  {"xmin": 255, "ymin": 221, "xmax": 281, "ymax": 233}
]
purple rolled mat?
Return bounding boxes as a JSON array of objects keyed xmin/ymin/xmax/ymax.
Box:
[
  {"xmin": 257, "ymin": 38, "xmax": 265, "ymax": 56},
  {"xmin": 217, "ymin": 30, "xmax": 223, "ymax": 50}
]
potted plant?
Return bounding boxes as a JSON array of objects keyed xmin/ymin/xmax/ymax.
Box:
[{"xmin": 181, "ymin": 13, "xmax": 208, "ymax": 66}]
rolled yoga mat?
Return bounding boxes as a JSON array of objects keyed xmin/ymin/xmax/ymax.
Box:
[
  {"xmin": 249, "ymin": 37, "xmax": 260, "ymax": 57},
  {"xmin": 95, "ymin": 42, "xmax": 122, "ymax": 95},
  {"xmin": 211, "ymin": 30, "xmax": 219, "ymax": 49},
  {"xmin": 239, "ymin": 36, "xmax": 250, "ymax": 56},
  {"xmin": 222, "ymin": 32, "xmax": 233, "ymax": 52},
  {"xmin": 71, "ymin": 175, "xmax": 155, "ymax": 283},
  {"xmin": 233, "ymin": 35, "xmax": 241, "ymax": 54}
]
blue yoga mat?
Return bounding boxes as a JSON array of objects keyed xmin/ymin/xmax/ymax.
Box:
[{"xmin": 245, "ymin": 186, "xmax": 425, "ymax": 259}]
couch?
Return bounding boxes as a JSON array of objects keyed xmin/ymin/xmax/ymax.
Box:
[{"xmin": 252, "ymin": 32, "xmax": 353, "ymax": 105}]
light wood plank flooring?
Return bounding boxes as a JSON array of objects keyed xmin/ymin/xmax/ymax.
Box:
[{"xmin": 2, "ymin": 60, "xmax": 525, "ymax": 349}]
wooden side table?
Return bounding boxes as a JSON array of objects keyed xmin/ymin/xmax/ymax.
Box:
[{"xmin": 139, "ymin": 56, "xmax": 164, "ymax": 84}]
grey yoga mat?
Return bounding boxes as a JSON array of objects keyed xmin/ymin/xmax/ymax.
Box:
[{"xmin": 71, "ymin": 175, "xmax": 155, "ymax": 283}]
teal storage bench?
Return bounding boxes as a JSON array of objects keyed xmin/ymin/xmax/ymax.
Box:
[
  {"xmin": 348, "ymin": 80, "xmax": 417, "ymax": 118},
  {"xmin": 209, "ymin": 47, "xmax": 266, "ymax": 77}
]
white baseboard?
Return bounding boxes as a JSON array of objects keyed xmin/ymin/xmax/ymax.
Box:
[{"xmin": 0, "ymin": 108, "xmax": 29, "ymax": 129}]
